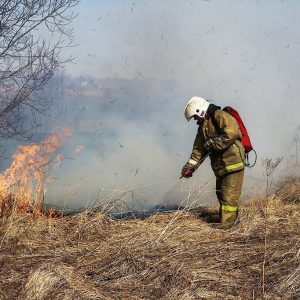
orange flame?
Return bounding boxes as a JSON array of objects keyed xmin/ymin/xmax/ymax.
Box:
[{"xmin": 0, "ymin": 128, "xmax": 71, "ymax": 216}]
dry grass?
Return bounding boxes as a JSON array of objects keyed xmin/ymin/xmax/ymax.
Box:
[{"xmin": 0, "ymin": 181, "xmax": 299, "ymax": 300}]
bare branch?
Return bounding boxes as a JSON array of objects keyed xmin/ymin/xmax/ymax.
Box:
[{"xmin": 0, "ymin": 0, "xmax": 79, "ymax": 139}]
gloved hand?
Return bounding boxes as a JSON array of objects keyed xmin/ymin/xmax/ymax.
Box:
[
  {"xmin": 204, "ymin": 138, "xmax": 214, "ymax": 151},
  {"xmin": 181, "ymin": 162, "xmax": 196, "ymax": 178}
]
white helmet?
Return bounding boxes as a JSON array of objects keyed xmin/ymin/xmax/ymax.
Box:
[{"xmin": 184, "ymin": 96, "xmax": 210, "ymax": 121}]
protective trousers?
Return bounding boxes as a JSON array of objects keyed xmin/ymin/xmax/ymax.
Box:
[{"xmin": 216, "ymin": 169, "xmax": 244, "ymax": 228}]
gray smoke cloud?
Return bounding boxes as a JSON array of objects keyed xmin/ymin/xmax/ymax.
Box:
[
  {"xmin": 35, "ymin": 75, "xmax": 213, "ymax": 210},
  {"xmin": 1, "ymin": 1, "xmax": 299, "ymax": 210}
]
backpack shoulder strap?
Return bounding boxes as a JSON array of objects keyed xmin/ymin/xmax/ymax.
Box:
[
  {"xmin": 209, "ymin": 107, "xmax": 224, "ymax": 133},
  {"xmin": 210, "ymin": 111, "xmax": 219, "ymax": 131}
]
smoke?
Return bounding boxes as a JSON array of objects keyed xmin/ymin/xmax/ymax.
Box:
[
  {"xmin": 1, "ymin": 1, "xmax": 300, "ymax": 210},
  {"xmin": 34, "ymin": 76, "xmax": 214, "ymax": 209}
]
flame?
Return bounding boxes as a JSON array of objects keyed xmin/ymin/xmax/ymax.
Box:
[{"xmin": 0, "ymin": 128, "xmax": 71, "ymax": 216}]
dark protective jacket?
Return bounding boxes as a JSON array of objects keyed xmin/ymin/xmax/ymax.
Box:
[{"xmin": 188, "ymin": 105, "xmax": 245, "ymax": 177}]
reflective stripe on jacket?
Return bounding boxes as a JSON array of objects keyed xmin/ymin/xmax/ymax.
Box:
[{"xmin": 188, "ymin": 109, "xmax": 245, "ymax": 177}]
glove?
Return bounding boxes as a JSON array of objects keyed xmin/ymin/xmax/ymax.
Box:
[
  {"xmin": 181, "ymin": 162, "xmax": 196, "ymax": 178},
  {"xmin": 204, "ymin": 138, "xmax": 214, "ymax": 151}
]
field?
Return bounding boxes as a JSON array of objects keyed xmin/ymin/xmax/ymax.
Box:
[{"xmin": 0, "ymin": 179, "xmax": 299, "ymax": 300}]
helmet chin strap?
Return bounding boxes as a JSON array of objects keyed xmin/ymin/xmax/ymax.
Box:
[
  {"xmin": 195, "ymin": 113, "xmax": 208, "ymax": 125},
  {"xmin": 197, "ymin": 118, "xmax": 205, "ymax": 125}
]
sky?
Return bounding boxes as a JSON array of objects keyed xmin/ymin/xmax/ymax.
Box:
[
  {"xmin": 63, "ymin": 0, "xmax": 300, "ymax": 154},
  {"xmin": 2, "ymin": 0, "xmax": 300, "ymax": 210}
]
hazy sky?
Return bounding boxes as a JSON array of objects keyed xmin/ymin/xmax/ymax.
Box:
[
  {"xmin": 3, "ymin": 0, "xmax": 300, "ymax": 209},
  {"xmin": 64, "ymin": 0, "xmax": 300, "ymax": 152},
  {"xmin": 67, "ymin": 1, "xmax": 299, "ymax": 82}
]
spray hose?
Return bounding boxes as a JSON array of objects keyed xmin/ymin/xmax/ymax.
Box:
[
  {"xmin": 244, "ymin": 148, "xmax": 257, "ymax": 168},
  {"xmin": 234, "ymin": 141, "xmax": 257, "ymax": 168}
]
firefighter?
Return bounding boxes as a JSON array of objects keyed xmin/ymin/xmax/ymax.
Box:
[{"xmin": 181, "ymin": 96, "xmax": 245, "ymax": 229}]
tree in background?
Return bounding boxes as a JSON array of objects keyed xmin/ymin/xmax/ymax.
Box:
[{"xmin": 0, "ymin": 0, "xmax": 79, "ymax": 139}]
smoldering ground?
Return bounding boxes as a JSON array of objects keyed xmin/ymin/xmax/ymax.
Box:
[{"xmin": 1, "ymin": 1, "xmax": 300, "ymax": 211}]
